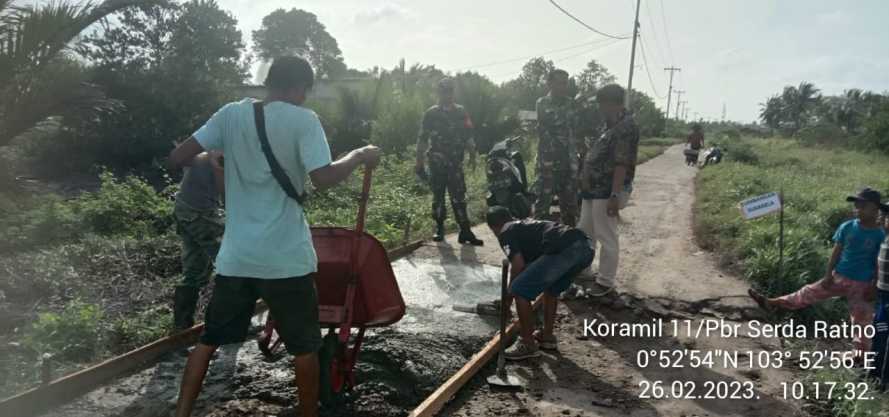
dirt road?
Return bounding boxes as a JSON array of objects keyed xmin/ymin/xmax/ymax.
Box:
[{"xmin": 441, "ymin": 145, "xmax": 812, "ymax": 417}]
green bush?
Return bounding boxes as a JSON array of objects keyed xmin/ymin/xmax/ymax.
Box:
[
  {"xmin": 23, "ymin": 300, "xmax": 104, "ymax": 361},
  {"xmin": 0, "ymin": 171, "xmax": 175, "ymax": 252},
  {"xmin": 860, "ymin": 102, "xmax": 889, "ymax": 155},
  {"xmin": 109, "ymin": 308, "xmax": 172, "ymax": 353},
  {"xmin": 796, "ymin": 122, "xmax": 847, "ymax": 147},
  {"xmin": 721, "ymin": 140, "xmax": 759, "ymax": 165},
  {"xmin": 370, "ymin": 91, "xmax": 426, "ymax": 155},
  {"xmin": 73, "ymin": 171, "xmax": 175, "ymax": 237}
]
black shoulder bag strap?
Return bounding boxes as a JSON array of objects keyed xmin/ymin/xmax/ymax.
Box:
[{"xmin": 253, "ymin": 101, "xmax": 307, "ymax": 205}]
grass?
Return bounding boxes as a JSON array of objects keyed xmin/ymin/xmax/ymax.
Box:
[
  {"xmin": 694, "ymin": 137, "xmax": 889, "ymax": 417},
  {"xmin": 638, "ymin": 137, "xmax": 683, "ymax": 164},
  {"xmin": 695, "ymin": 138, "xmax": 889, "ymax": 312}
]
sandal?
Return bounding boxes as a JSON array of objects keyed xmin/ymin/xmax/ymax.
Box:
[
  {"xmin": 748, "ymin": 288, "xmax": 772, "ymax": 312},
  {"xmin": 533, "ymin": 329, "xmax": 558, "ymax": 351}
]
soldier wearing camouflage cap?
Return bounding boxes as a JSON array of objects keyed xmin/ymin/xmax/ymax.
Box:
[
  {"xmin": 415, "ymin": 77, "xmax": 483, "ymax": 245},
  {"xmin": 533, "ymin": 69, "xmax": 579, "ymax": 226}
]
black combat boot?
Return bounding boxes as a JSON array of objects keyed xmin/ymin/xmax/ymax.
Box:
[
  {"xmin": 432, "ymin": 222, "xmax": 445, "ymax": 242},
  {"xmin": 173, "ymin": 286, "xmax": 200, "ymax": 331},
  {"xmin": 458, "ymin": 226, "xmax": 484, "ymax": 246}
]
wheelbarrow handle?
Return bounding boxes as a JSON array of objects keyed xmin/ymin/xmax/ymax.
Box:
[{"xmin": 355, "ymin": 165, "xmax": 373, "ymax": 234}]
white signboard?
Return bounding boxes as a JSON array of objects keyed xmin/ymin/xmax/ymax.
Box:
[{"xmin": 740, "ymin": 192, "xmax": 782, "ymax": 220}]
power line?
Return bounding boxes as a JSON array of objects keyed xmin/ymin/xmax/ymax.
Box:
[
  {"xmin": 554, "ymin": 38, "xmax": 623, "ymax": 63},
  {"xmin": 638, "ymin": 35, "xmax": 663, "ymax": 99},
  {"xmin": 547, "ymin": 0, "xmax": 631, "ymax": 40},
  {"xmin": 485, "ymin": 38, "xmax": 623, "ymax": 79},
  {"xmin": 658, "ymin": 0, "xmax": 676, "ymax": 64},
  {"xmin": 454, "ymin": 37, "xmax": 615, "ymax": 72},
  {"xmin": 643, "ymin": 0, "xmax": 668, "ymax": 68}
]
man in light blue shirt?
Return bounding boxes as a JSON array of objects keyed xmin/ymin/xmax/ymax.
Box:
[{"xmin": 168, "ymin": 56, "xmax": 380, "ymax": 417}]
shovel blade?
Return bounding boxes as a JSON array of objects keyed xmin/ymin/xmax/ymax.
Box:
[{"xmin": 486, "ymin": 373, "xmax": 524, "ymax": 388}]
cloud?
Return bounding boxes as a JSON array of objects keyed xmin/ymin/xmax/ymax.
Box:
[{"xmin": 354, "ymin": 3, "xmax": 412, "ymax": 26}]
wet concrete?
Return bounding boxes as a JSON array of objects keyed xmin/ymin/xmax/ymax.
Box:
[{"xmin": 42, "ymin": 231, "xmax": 508, "ymax": 417}]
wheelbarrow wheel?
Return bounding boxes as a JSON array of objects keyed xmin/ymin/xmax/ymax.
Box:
[
  {"xmin": 257, "ymin": 317, "xmax": 284, "ymax": 359},
  {"xmin": 318, "ymin": 331, "xmax": 343, "ymax": 408}
]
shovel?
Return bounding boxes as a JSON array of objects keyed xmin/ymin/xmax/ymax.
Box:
[{"xmin": 487, "ymin": 259, "xmax": 524, "ymax": 389}]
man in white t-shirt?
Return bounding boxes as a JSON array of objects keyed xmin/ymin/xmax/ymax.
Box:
[{"xmin": 167, "ymin": 56, "xmax": 380, "ymax": 417}]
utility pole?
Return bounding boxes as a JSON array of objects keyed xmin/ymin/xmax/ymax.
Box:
[
  {"xmin": 673, "ymin": 90, "xmax": 685, "ymax": 121},
  {"xmin": 664, "ymin": 67, "xmax": 681, "ymax": 119},
  {"xmin": 625, "ymin": 0, "xmax": 641, "ymax": 109},
  {"xmin": 678, "ymin": 100, "xmax": 687, "ymax": 120},
  {"xmin": 721, "ymin": 103, "xmax": 726, "ymax": 122}
]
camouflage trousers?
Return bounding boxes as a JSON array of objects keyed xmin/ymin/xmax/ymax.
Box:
[
  {"xmin": 429, "ymin": 162, "xmax": 471, "ymax": 226},
  {"xmin": 174, "ymin": 202, "xmax": 224, "ymax": 289},
  {"xmin": 532, "ymin": 166, "xmax": 578, "ymax": 226}
]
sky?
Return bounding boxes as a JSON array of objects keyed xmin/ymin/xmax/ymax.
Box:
[
  {"xmin": 95, "ymin": 0, "xmax": 889, "ymax": 122},
  {"xmin": 214, "ymin": 0, "xmax": 889, "ymax": 123}
]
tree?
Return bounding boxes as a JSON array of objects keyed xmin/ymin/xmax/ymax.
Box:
[
  {"xmin": 454, "ymin": 71, "xmax": 518, "ymax": 153},
  {"xmin": 0, "ymin": 0, "xmax": 163, "ymax": 147},
  {"xmin": 501, "ymin": 57, "xmax": 557, "ymax": 111},
  {"xmin": 66, "ymin": 0, "xmax": 249, "ymax": 172},
  {"xmin": 629, "ymin": 90, "xmax": 665, "ymax": 138},
  {"xmin": 759, "ymin": 82, "xmax": 822, "ymax": 134},
  {"xmin": 252, "ymin": 8, "xmax": 346, "ymax": 79},
  {"xmin": 575, "ymin": 59, "xmax": 615, "ymax": 97},
  {"xmin": 759, "ymin": 95, "xmax": 784, "ymax": 130},
  {"xmin": 783, "ymin": 81, "xmax": 821, "ymax": 133}
]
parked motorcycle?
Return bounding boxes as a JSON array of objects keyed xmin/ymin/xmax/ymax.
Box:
[
  {"xmin": 701, "ymin": 146, "xmax": 723, "ymax": 167},
  {"xmin": 486, "ymin": 136, "xmax": 533, "ymax": 218}
]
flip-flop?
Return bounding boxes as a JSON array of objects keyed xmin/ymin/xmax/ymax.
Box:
[{"xmin": 747, "ymin": 288, "xmax": 772, "ymax": 312}]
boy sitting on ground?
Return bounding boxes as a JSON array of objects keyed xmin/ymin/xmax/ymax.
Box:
[
  {"xmin": 486, "ymin": 206, "xmax": 595, "ymax": 360},
  {"xmin": 749, "ymin": 187, "xmax": 888, "ymax": 354}
]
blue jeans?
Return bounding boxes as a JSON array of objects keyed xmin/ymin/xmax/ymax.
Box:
[{"xmin": 510, "ymin": 239, "xmax": 595, "ymax": 301}]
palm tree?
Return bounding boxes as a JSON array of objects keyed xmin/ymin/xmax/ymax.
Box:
[
  {"xmin": 0, "ymin": 0, "xmax": 164, "ymax": 147},
  {"xmin": 783, "ymin": 81, "xmax": 821, "ymax": 133},
  {"xmin": 759, "ymin": 95, "xmax": 785, "ymax": 130}
]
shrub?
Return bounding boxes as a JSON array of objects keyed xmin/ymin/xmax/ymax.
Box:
[
  {"xmin": 23, "ymin": 300, "xmax": 104, "ymax": 361},
  {"xmin": 860, "ymin": 102, "xmax": 889, "ymax": 155},
  {"xmin": 796, "ymin": 122, "xmax": 847, "ymax": 146},
  {"xmin": 370, "ymin": 91, "xmax": 426, "ymax": 155},
  {"xmin": 109, "ymin": 308, "xmax": 172, "ymax": 353},
  {"xmin": 721, "ymin": 140, "xmax": 758, "ymax": 165},
  {"xmin": 0, "ymin": 171, "xmax": 175, "ymax": 252},
  {"xmin": 73, "ymin": 171, "xmax": 175, "ymax": 237}
]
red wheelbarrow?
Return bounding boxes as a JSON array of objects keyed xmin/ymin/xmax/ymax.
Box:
[{"xmin": 256, "ymin": 166, "xmax": 405, "ymax": 404}]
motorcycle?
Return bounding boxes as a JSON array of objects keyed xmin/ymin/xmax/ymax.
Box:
[
  {"xmin": 486, "ymin": 136, "xmax": 533, "ymax": 218},
  {"xmin": 701, "ymin": 146, "xmax": 723, "ymax": 167}
]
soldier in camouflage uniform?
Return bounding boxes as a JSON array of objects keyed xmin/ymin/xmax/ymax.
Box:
[
  {"xmin": 533, "ymin": 69, "xmax": 579, "ymax": 226},
  {"xmin": 415, "ymin": 77, "xmax": 483, "ymax": 245},
  {"xmin": 172, "ymin": 151, "xmax": 225, "ymax": 331},
  {"xmin": 577, "ymin": 84, "xmax": 639, "ymax": 295}
]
